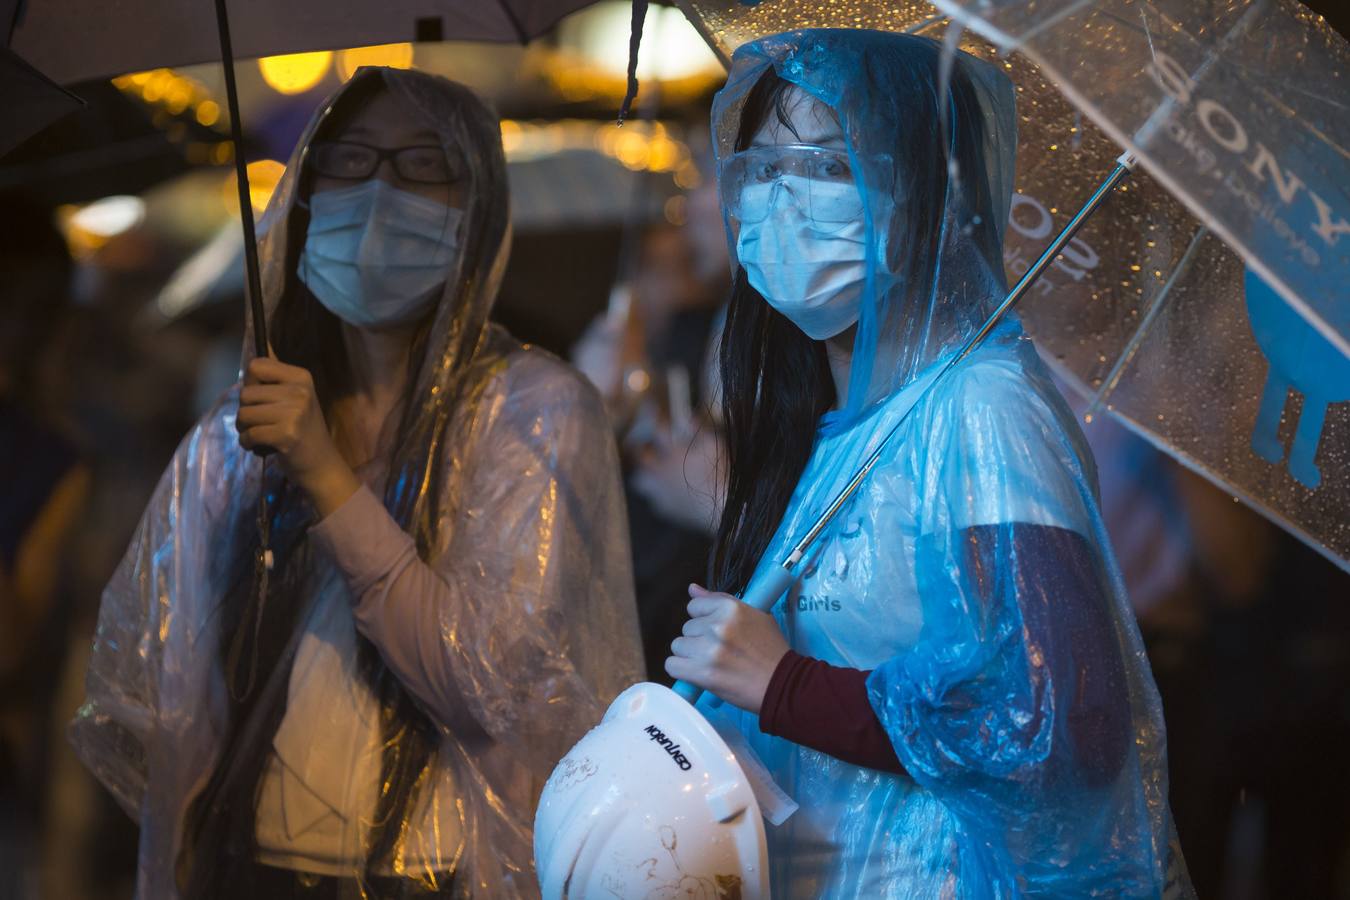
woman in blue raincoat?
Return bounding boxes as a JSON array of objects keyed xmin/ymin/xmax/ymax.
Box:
[{"xmin": 665, "ymin": 30, "xmax": 1192, "ymax": 897}]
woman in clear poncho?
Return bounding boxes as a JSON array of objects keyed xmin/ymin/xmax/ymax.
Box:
[
  {"xmin": 665, "ymin": 30, "xmax": 1193, "ymax": 897},
  {"xmin": 70, "ymin": 66, "xmax": 642, "ymax": 898}
]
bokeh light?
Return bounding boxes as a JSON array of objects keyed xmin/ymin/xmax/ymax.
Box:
[
  {"xmin": 221, "ymin": 160, "xmax": 287, "ymax": 215},
  {"xmin": 257, "ymin": 51, "xmax": 332, "ymax": 95},
  {"xmin": 195, "ymin": 101, "xmax": 220, "ymax": 127},
  {"xmin": 244, "ymin": 160, "xmax": 287, "ymax": 212},
  {"xmin": 69, "ymin": 195, "xmax": 147, "ymax": 237},
  {"xmin": 337, "ymin": 43, "xmax": 414, "ymax": 81},
  {"xmin": 561, "ymin": 2, "xmax": 721, "ymax": 81},
  {"xmin": 58, "ymin": 195, "xmax": 147, "ymax": 256}
]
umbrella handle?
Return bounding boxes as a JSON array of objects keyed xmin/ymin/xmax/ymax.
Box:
[{"xmin": 672, "ymin": 563, "xmax": 797, "ymax": 706}]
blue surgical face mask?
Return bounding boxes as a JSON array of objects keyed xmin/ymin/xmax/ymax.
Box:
[
  {"xmin": 735, "ymin": 175, "xmax": 870, "ymax": 341},
  {"xmin": 298, "ymin": 179, "xmax": 462, "ymax": 328}
]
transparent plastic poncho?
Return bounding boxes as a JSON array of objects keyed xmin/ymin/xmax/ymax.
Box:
[
  {"xmin": 69, "ymin": 67, "xmax": 643, "ymax": 898},
  {"xmin": 700, "ymin": 31, "xmax": 1191, "ymax": 897}
]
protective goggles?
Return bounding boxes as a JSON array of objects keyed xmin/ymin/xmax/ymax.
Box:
[{"xmin": 719, "ymin": 144, "xmax": 891, "ymax": 225}]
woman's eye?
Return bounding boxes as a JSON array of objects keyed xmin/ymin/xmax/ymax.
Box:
[
  {"xmin": 817, "ymin": 157, "xmax": 849, "ymax": 179},
  {"xmin": 752, "ymin": 162, "xmax": 780, "ymax": 182},
  {"xmin": 335, "ymin": 148, "xmax": 370, "ymax": 171},
  {"xmin": 401, "ymin": 149, "xmax": 451, "ymax": 181},
  {"xmin": 403, "ymin": 150, "xmax": 437, "ymax": 170}
]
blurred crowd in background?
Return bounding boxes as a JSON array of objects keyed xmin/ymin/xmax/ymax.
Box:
[{"xmin": 2, "ymin": 3, "xmax": 1349, "ymax": 898}]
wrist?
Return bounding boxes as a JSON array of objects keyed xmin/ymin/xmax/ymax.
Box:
[
  {"xmin": 756, "ymin": 647, "xmax": 795, "ymax": 715},
  {"xmin": 300, "ymin": 451, "xmax": 362, "ymax": 519}
]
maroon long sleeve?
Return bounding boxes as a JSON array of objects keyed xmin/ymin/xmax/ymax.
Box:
[{"xmin": 758, "ymin": 650, "xmax": 907, "ymax": 775}]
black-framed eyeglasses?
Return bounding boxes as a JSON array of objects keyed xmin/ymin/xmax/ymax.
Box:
[{"xmin": 308, "ymin": 140, "xmax": 462, "ymax": 185}]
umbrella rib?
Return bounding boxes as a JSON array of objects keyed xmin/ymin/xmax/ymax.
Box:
[
  {"xmin": 493, "ymin": 0, "xmax": 530, "ymax": 45},
  {"xmin": 1089, "ymin": 225, "xmax": 1209, "ymax": 415},
  {"xmin": 1100, "ymin": 5, "xmax": 1350, "ymax": 124},
  {"xmin": 1006, "ymin": 0, "xmax": 1099, "ymax": 48},
  {"xmin": 672, "ymin": 0, "xmax": 732, "ymax": 69},
  {"xmin": 902, "ymin": 13, "xmax": 947, "ymax": 36}
]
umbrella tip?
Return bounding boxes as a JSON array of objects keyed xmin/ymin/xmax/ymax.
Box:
[{"xmin": 616, "ymin": 0, "xmax": 650, "ymax": 127}]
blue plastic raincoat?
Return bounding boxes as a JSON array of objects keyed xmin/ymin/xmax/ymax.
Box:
[{"xmin": 701, "ymin": 30, "xmax": 1192, "ymax": 898}]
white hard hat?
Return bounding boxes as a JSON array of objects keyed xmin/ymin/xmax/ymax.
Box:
[{"xmin": 534, "ymin": 682, "xmax": 770, "ymax": 899}]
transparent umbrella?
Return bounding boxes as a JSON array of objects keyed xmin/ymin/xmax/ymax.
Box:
[{"xmin": 673, "ymin": 0, "xmax": 1350, "ymax": 573}]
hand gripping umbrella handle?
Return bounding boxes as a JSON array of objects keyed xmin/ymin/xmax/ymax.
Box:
[{"xmin": 672, "ymin": 563, "xmax": 798, "ymax": 706}]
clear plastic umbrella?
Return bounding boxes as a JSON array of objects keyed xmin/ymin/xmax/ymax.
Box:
[{"xmin": 673, "ymin": 0, "xmax": 1350, "ymax": 573}]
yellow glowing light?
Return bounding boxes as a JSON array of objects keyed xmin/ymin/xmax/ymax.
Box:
[
  {"xmin": 196, "ymin": 100, "xmax": 221, "ymax": 127},
  {"xmin": 141, "ymin": 76, "xmax": 165, "ymax": 102},
  {"xmin": 664, "ymin": 195, "xmax": 687, "ymax": 226},
  {"xmin": 646, "ymin": 136, "xmax": 684, "ymax": 172},
  {"xmin": 595, "ymin": 123, "xmax": 622, "ymax": 157},
  {"xmin": 625, "ymin": 368, "xmax": 651, "ymax": 393},
  {"xmin": 244, "ymin": 160, "xmax": 287, "ymax": 212},
  {"xmin": 337, "ymin": 43, "xmax": 414, "ymax": 81},
  {"xmin": 615, "ymin": 131, "xmax": 650, "ymax": 170},
  {"xmin": 165, "ymin": 82, "xmax": 193, "ymax": 115},
  {"xmin": 258, "ymin": 51, "xmax": 332, "ymax": 95},
  {"xmin": 500, "ymin": 120, "xmax": 524, "ymax": 155},
  {"xmin": 673, "ymin": 161, "xmax": 702, "ymax": 190}
]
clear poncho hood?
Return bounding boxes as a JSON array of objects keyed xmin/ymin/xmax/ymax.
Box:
[
  {"xmin": 251, "ymin": 65, "xmax": 514, "ymax": 527},
  {"xmin": 70, "ymin": 67, "xmax": 642, "ymax": 899},
  {"xmin": 714, "ymin": 29, "xmax": 1018, "ymax": 429}
]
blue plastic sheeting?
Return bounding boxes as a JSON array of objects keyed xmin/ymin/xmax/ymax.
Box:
[{"xmin": 702, "ymin": 30, "xmax": 1192, "ymax": 897}]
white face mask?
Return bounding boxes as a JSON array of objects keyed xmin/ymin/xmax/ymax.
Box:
[
  {"xmin": 735, "ymin": 175, "xmax": 869, "ymax": 340},
  {"xmin": 298, "ymin": 179, "xmax": 461, "ymax": 328}
]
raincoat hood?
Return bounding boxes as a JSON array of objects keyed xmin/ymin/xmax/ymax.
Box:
[
  {"xmin": 701, "ymin": 31, "xmax": 1192, "ymax": 898},
  {"xmin": 254, "ymin": 64, "xmax": 510, "ymax": 354},
  {"xmin": 253, "ymin": 65, "xmax": 513, "ymax": 538},
  {"xmin": 713, "ymin": 29, "xmax": 1018, "ymax": 430}
]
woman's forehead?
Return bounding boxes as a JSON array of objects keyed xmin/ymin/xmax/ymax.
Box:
[
  {"xmin": 750, "ymin": 87, "xmax": 845, "ymax": 149},
  {"xmin": 334, "ymin": 90, "xmax": 439, "ymax": 145}
]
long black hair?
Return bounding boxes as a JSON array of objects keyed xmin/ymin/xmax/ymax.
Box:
[
  {"xmin": 179, "ymin": 73, "xmax": 488, "ymax": 895},
  {"xmin": 711, "ymin": 40, "xmax": 1000, "ymax": 594}
]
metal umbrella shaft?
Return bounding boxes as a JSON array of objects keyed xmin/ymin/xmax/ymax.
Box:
[
  {"xmin": 211, "ymin": 0, "xmax": 267, "ymax": 359},
  {"xmin": 210, "ymin": 0, "xmax": 273, "ymax": 668},
  {"xmin": 673, "ymin": 152, "xmax": 1136, "ymax": 705}
]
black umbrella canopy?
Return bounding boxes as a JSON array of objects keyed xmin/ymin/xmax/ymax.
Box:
[
  {"xmin": 2, "ymin": 0, "xmax": 84, "ymax": 154},
  {"xmin": 0, "ymin": 79, "xmax": 229, "ymax": 206},
  {"xmin": 10, "ymin": 0, "xmax": 603, "ymax": 85},
  {"xmin": 0, "ymin": 46, "xmax": 85, "ymax": 157}
]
